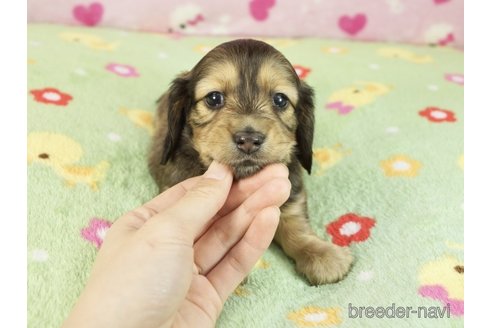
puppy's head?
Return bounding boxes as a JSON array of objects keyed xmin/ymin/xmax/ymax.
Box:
[{"xmin": 161, "ymin": 39, "xmax": 314, "ymax": 178}]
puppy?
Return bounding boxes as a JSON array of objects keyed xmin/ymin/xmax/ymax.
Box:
[{"xmin": 148, "ymin": 39, "xmax": 353, "ymax": 285}]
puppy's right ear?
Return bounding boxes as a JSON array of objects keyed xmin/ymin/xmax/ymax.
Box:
[{"xmin": 160, "ymin": 72, "xmax": 192, "ymax": 164}]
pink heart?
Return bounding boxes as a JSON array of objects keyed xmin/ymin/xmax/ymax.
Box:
[
  {"xmin": 250, "ymin": 0, "xmax": 276, "ymax": 21},
  {"xmin": 73, "ymin": 2, "xmax": 104, "ymax": 26},
  {"xmin": 434, "ymin": 0, "xmax": 450, "ymax": 4},
  {"xmin": 338, "ymin": 13, "xmax": 367, "ymax": 36}
]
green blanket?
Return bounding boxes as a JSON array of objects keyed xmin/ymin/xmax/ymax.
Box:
[{"xmin": 28, "ymin": 24, "xmax": 464, "ymax": 328}]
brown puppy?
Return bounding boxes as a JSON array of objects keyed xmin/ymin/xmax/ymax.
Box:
[{"xmin": 148, "ymin": 39, "xmax": 353, "ymax": 285}]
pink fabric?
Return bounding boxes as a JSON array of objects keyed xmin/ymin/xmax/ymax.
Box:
[
  {"xmin": 325, "ymin": 102, "xmax": 355, "ymax": 115},
  {"xmin": 80, "ymin": 218, "xmax": 112, "ymax": 248},
  {"xmin": 28, "ymin": 0, "xmax": 463, "ymax": 46},
  {"xmin": 418, "ymin": 285, "xmax": 464, "ymax": 316}
]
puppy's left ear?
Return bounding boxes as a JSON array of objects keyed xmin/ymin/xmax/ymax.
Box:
[{"xmin": 295, "ymin": 81, "xmax": 315, "ymax": 174}]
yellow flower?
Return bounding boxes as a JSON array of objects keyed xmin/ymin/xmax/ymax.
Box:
[
  {"xmin": 313, "ymin": 145, "xmax": 350, "ymax": 176},
  {"xmin": 254, "ymin": 258, "xmax": 270, "ymax": 269},
  {"xmin": 380, "ymin": 155, "xmax": 421, "ymax": 177},
  {"xmin": 321, "ymin": 46, "xmax": 349, "ymax": 55},
  {"xmin": 59, "ymin": 32, "xmax": 118, "ymax": 51},
  {"xmin": 288, "ymin": 306, "xmax": 342, "ymax": 327},
  {"xmin": 255, "ymin": 38, "xmax": 298, "ymax": 48},
  {"xmin": 119, "ymin": 108, "xmax": 155, "ymax": 135},
  {"xmin": 378, "ymin": 47, "xmax": 433, "ymax": 63},
  {"xmin": 233, "ymin": 285, "xmax": 250, "ymax": 297},
  {"xmin": 193, "ymin": 44, "xmax": 214, "ymax": 54},
  {"xmin": 458, "ymin": 154, "xmax": 464, "ymax": 170}
]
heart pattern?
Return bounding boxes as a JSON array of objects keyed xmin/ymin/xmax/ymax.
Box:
[
  {"xmin": 338, "ymin": 14, "xmax": 367, "ymax": 36},
  {"xmin": 250, "ymin": 0, "xmax": 276, "ymax": 21},
  {"xmin": 28, "ymin": 1, "xmax": 462, "ymax": 46},
  {"xmin": 73, "ymin": 2, "xmax": 104, "ymax": 26}
]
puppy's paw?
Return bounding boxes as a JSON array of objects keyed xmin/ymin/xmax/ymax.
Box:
[{"xmin": 296, "ymin": 241, "xmax": 353, "ymax": 285}]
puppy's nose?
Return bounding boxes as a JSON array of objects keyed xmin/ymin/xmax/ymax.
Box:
[{"xmin": 234, "ymin": 131, "xmax": 265, "ymax": 154}]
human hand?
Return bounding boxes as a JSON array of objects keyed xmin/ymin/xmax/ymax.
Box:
[{"xmin": 63, "ymin": 161, "xmax": 291, "ymax": 328}]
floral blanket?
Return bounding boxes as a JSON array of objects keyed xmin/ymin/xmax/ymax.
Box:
[{"xmin": 27, "ymin": 24, "xmax": 463, "ymax": 328}]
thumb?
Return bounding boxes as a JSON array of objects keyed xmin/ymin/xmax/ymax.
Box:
[{"xmin": 163, "ymin": 161, "xmax": 233, "ymax": 237}]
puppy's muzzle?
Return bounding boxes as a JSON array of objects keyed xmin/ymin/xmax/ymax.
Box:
[{"xmin": 234, "ymin": 130, "xmax": 265, "ymax": 154}]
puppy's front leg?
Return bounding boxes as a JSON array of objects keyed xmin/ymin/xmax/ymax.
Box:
[{"xmin": 274, "ymin": 192, "xmax": 353, "ymax": 285}]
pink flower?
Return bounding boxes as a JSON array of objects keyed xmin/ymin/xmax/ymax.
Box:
[
  {"xmin": 419, "ymin": 285, "xmax": 464, "ymax": 316},
  {"xmin": 445, "ymin": 73, "xmax": 463, "ymax": 85},
  {"xmin": 106, "ymin": 63, "xmax": 139, "ymax": 77},
  {"xmin": 81, "ymin": 218, "xmax": 112, "ymax": 248}
]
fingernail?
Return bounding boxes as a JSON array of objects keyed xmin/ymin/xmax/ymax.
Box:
[{"xmin": 204, "ymin": 161, "xmax": 228, "ymax": 180}]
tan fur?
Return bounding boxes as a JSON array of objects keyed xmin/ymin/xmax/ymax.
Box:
[
  {"xmin": 275, "ymin": 190, "xmax": 353, "ymax": 284},
  {"xmin": 257, "ymin": 59, "xmax": 299, "ymax": 104},
  {"xmin": 187, "ymin": 58, "xmax": 298, "ymax": 171},
  {"xmin": 148, "ymin": 39, "xmax": 353, "ymax": 285},
  {"xmin": 194, "ymin": 60, "xmax": 239, "ymax": 100}
]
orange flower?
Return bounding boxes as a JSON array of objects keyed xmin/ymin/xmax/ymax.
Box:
[
  {"xmin": 30, "ymin": 87, "xmax": 73, "ymax": 106},
  {"xmin": 381, "ymin": 155, "xmax": 422, "ymax": 177},
  {"xmin": 288, "ymin": 306, "xmax": 342, "ymax": 327},
  {"xmin": 321, "ymin": 46, "xmax": 349, "ymax": 55}
]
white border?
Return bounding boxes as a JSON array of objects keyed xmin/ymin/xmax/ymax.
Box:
[
  {"xmin": 465, "ymin": 1, "xmax": 492, "ymax": 326},
  {"xmin": 1, "ymin": 0, "xmax": 27, "ymax": 326},
  {"xmin": 13, "ymin": 1, "xmax": 486, "ymax": 327}
]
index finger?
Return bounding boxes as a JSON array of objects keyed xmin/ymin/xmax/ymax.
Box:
[
  {"xmin": 115, "ymin": 176, "xmax": 201, "ymax": 230},
  {"xmin": 142, "ymin": 163, "xmax": 286, "ymax": 216},
  {"xmin": 119, "ymin": 163, "xmax": 288, "ymax": 231},
  {"xmin": 143, "ymin": 176, "xmax": 202, "ymax": 213}
]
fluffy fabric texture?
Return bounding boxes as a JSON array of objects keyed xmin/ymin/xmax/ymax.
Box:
[
  {"xmin": 27, "ymin": 0, "xmax": 464, "ymax": 46},
  {"xmin": 27, "ymin": 24, "xmax": 463, "ymax": 327}
]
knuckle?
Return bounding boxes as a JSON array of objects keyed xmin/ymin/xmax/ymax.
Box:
[
  {"xmin": 243, "ymin": 234, "xmax": 268, "ymax": 253},
  {"xmin": 213, "ymin": 224, "xmax": 231, "ymax": 249},
  {"xmin": 227, "ymin": 252, "xmax": 248, "ymax": 276},
  {"xmin": 188, "ymin": 182, "xmax": 222, "ymax": 202},
  {"xmin": 128, "ymin": 206, "xmax": 159, "ymax": 223}
]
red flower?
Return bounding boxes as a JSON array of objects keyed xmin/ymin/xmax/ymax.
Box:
[
  {"xmin": 419, "ymin": 107, "xmax": 456, "ymax": 123},
  {"xmin": 293, "ymin": 65, "xmax": 311, "ymax": 79},
  {"xmin": 326, "ymin": 213, "xmax": 376, "ymax": 246},
  {"xmin": 30, "ymin": 87, "xmax": 73, "ymax": 106}
]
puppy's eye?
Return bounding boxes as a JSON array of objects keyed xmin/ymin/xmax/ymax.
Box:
[
  {"xmin": 205, "ymin": 91, "xmax": 224, "ymax": 109},
  {"xmin": 273, "ymin": 93, "xmax": 289, "ymax": 109}
]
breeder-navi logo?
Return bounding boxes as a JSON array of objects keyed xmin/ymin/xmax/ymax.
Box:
[{"xmin": 348, "ymin": 303, "xmax": 451, "ymax": 319}]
